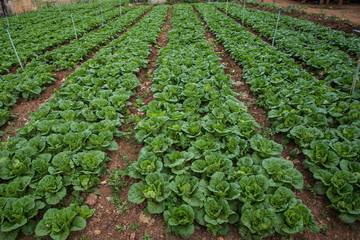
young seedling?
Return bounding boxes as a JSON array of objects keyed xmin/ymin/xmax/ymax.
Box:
[
  {"xmin": 130, "ymin": 223, "xmax": 140, "ymax": 232},
  {"xmin": 142, "ymin": 232, "xmax": 152, "ymax": 240},
  {"xmin": 116, "ymin": 225, "xmax": 126, "ymax": 233}
]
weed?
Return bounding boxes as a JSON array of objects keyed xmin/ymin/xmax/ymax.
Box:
[
  {"xmin": 143, "ymin": 232, "xmax": 152, "ymax": 240},
  {"xmin": 116, "ymin": 225, "xmax": 126, "ymax": 233},
  {"xmin": 134, "ymin": 97, "xmax": 144, "ymax": 108},
  {"xmin": 130, "ymin": 223, "xmax": 140, "ymax": 232},
  {"xmin": 319, "ymin": 10, "xmax": 327, "ymax": 21},
  {"xmin": 260, "ymin": 124, "xmax": 276, "ymax": 140},
  {"xmin": 322, "ymin": 210, "xmax": 328, "ymax": 218},
  {"xmin": 81, "ymin": 235, "xmax": 89, "ymax": 240},
  {"xmin": 281, "ymin": 137, "xmax": 290, "ymax": 146},
  {"xmin": 107, "ymin": 168, "xmax": 128, "ymax": 193},
  {"xmin": 145, "ymin": 70, "xmax": 153, "ymax": 78},
  {"xmin": 320, "ymin": 224, "xmax": 329, "ymax": 235},
  {"xmin": 5, "ymin": 129, "xmax": 14, "ymax": 136},
  {"xmin": 110, "ymin": 195, "xmax": 134, "ymax": 215},
  {"xmin": 332, "ymin": 222, "xmax": 338, "ymax": 230},
  {"xmin": 305, "ymin": 184, "xmax": 316, "ymax": 195},
  {"xmin": 120, "ymin": 153, "xmax": 129, "ymax": 161}
]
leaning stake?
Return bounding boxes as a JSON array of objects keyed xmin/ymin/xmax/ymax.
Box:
[
  {"xmin": 70, "ymin": 11, "xmax": 78, "ymax": 39},
  {"xmin": 350, "ymin": 60, "xmax": 360, "ymax": 95},
  {"xmin": 100, "ymin": 6, "xmax": 104, "ymax": 26},
  {"xmin": 3, "ymin": 9, "xmax": 10, "ymax": 28},
  {"xmin": 119, "ymin": 0, "xmax": 122, "ymax": 15},
  {"xmin": 242, "ymin": 0, "xmax": 245, "ymax": 26},
  {"xmin": 5, "ymin": 27, "xmax": 23, "ymax": 68},
  {"xmin": 272, "ymin": 7, "xmax": 282, "ymax": 47},
  {"xmin": 226, "ymin": 0, "xmax": 228, "ymax": 15}
]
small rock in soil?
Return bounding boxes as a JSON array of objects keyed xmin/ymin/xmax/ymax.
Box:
[
  {"xmin": 105, "ymin": 196, "xmax": 112, "ymax": 201},
  {"xmin": 94, "ymin": 229, "xmax": 101, "ymax": 235},
  {"xmin": 130, "ymin": 232, "xmax": 136, "ymax": 240},
  {"xmin": 100, "ymin": 180, "xmax": 107, "ymax": 185},
  {"xmin": 138, "ymin": 213, "xmax": 155, "ymax": 226},
  {"xmin": 84, "ymin": 193, "xmax": 98, "ymax": 206},
  {"xmin": 218, "ymin": 237, "xmax": 224, "ymax": 240}
]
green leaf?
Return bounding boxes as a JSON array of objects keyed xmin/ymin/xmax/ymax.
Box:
[
  {"xmin": 147, "ymin": 200, "xmax": 165, "ymax": 214},
  {"xmin": 70, "ymin": 216, "xmax": 86, "ymax": 232},
  {"xmin": 128, "ymin": 183, "xmax": 146, "ymax": 204}
]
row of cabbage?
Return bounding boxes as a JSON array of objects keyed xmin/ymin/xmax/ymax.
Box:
[
  {"xmin": 0, "ymin": 6, "xmax": 148, "ymax": 128},
  {"xmin": 0, "ymin": 0, "xmax": 126, "ymax": 31},
  {"xmin": 0, "ymin": 5, "xmax": 168, "ymax": 240},
  {"xmin": 127, "ymin": 4, "xmax": 319, "ymax": 239},
  {"xmin": 244, "ymin": 0, "xmax": 360, "ymax": 57},
  {"xmin": 215, "ymin": 3, "xmax": 359, "ymax": 94},
  {"xmin": 195, "ymin": 3, "xmax": 360, "ymax": 224},
  {"xmin": 0, "ymin": 1, "xmax": 107, "ymax": 30},
  {"xmin": 0, "ymin": 1, "xmax": 125, "ymax": 75}
]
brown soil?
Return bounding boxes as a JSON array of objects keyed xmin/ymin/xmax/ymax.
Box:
[
  {"xmin": 196, "ymin": 4, "xmax": 360, "ymax": 240},
  {"xmin": 0, "ymin": 8, "xmax": 153, "ymax": 142},
  {"xmin": 246, "ymin": 0, "xmax": 360, "ymax": 33}
]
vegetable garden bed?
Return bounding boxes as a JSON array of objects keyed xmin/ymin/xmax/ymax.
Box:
[{"xmin": 0, "ymin": 2, "xmax": 359, "ymax": 240}]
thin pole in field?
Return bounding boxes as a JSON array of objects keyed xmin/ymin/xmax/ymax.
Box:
[
  {"xmin": 119, "ymin": 0, "xmax": 121, "ymax": 15},
  {"xmin": 5, "ymin": 27, "xmax": 23, "ymax": 68},
  {"xmin": 100, "ymin": 5, "xmax": 104, "ymax": 26},
  {"xmin": 33, "ymin": 0, "xmax": 37, "ymax": 9},
  {"xmin": 58, "ymin": 0, "xmax": 61, "ymax": 12},
  {"xmin": 272, "ymin": 7, "xmax": 281, "ymax": 47},
  {"xmin": 70, "ymin": 11, "xmax": 78, "ymax": 39},
  {"xmin": 226, "ymin": 0, "xmax": 228, "ymax": 15},
  {"xmin": 242, "ymin": 0, "xmax": 245, "ymax": 26},
  {"xmin": 3, "ymin": 9, "xmax": 10, "ymax": 28},
  {"xmin": 350, "ymin": 60, "xmax": 360, "ymax": 95}
]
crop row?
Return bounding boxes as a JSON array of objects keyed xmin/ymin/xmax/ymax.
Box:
[
  {"xmin": 241, "ymin": 1, "xmax": 360, "ymax": 57},
  {"xmin": 0, "ymin": 5, "xmax": 168, "ymax": 240},
  {"xmin": 215, "ymin": 3, "xmax": 359, "ymax": 94},
  {"xmin": 0, "ymin": 0, "xmax": 123, "ymax": 31},
  {"xmin": 195, "ymin": 3, "xmax": 360, "ymax": 224},
  {"xmin": 127, "ymin": 4, "xmax": 318, "ymax": 239},
  {"xmin": 0, "ymin": 6, "xmax": 147, "ymax": 127},
  {"xmin": 0, "ymin": 2, "xmax": 125, "ymax": 74},
  {"xmin": 0, "ymin": 2, "xmax": 98, "ymax": 30}
]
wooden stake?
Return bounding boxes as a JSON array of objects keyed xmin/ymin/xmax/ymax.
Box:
[{"xmin": 350, "ymin": 60, "xmax": 360, "ymax": 95}]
